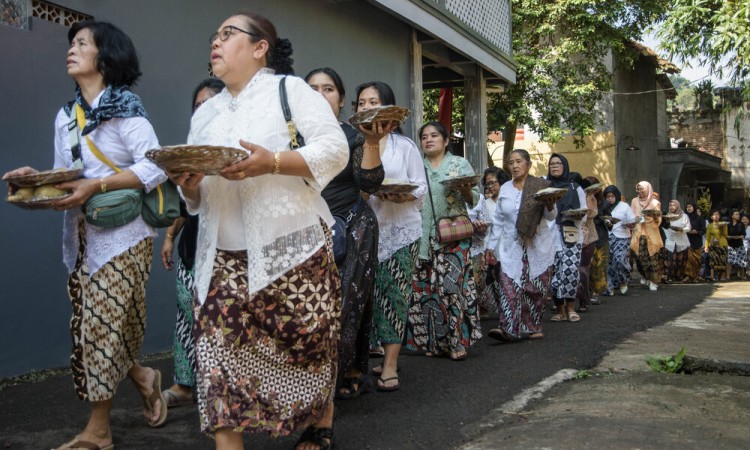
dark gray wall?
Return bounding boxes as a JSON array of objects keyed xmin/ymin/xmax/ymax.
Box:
[
  {"xmin": 614, "ymin": 57, "xmax": 660, "ymax": 198},
  {"xmin": 0, "ymin": 0, "xmax": 413, "ymax": 378}
]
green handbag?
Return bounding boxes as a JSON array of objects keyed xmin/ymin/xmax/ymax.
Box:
[
  {"xmin": 141, "ymin": 180, "xmax": 180, "ymax": 228},
  {"xmin": 85, "ymin": 189, "xmax": 143, "ymax": 228}
]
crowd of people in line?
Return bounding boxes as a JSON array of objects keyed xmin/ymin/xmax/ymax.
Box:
[{"xmin": 4, "ymin": 11, "xmax": 750, "ymax": 450}]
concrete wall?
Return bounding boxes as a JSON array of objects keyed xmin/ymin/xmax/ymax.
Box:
[
  {"xmin": 0, "ymin": 0, "xmax": 413, "ymax": 378},
  {"xmin": 724, "ymin": 106, "xmax": 750, "ymax": 204},
  {"xmin": 614, "ymin": 57, "xmax": 660, "ymax": 199}
]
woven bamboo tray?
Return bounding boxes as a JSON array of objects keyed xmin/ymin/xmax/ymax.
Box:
[
  {"xmin": 562, "ymin": 207, "xmax": 589, "ymax": 220},
  {"xmin": 375, "ymin": 179, "xmax": 419, "ymax": 195},
  {"xmin": 440, "ymin": 174, "xmax": 481, "ymax": 189},
  {"xmin": 349, "ymin": 106, "xmax": 411, "ymax": 128},
  {"xmin": 584, "ymin": 183, "xmax": 603, "ymax": 194},
  {"xmin": 146, "ymin": 145, "xmax": 247, "ymax": 175},
  {"xmin": 533, "ymin": 187, "xmax": 568, "ymax": 201},
  {"xmin": 5, "ymin": 168, "xmax": 82, "ymax": 187}
]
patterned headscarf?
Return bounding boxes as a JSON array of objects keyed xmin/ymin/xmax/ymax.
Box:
[{"xmin": 63, "ymin": 85, "xmax": 148, "ymax": 135}]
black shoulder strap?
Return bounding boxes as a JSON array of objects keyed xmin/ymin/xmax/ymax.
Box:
[{"xmin": 279, "ymin": 76, "xmax": 303, "ymax": 149}]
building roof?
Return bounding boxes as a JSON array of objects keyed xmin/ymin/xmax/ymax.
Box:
[{"xmin": 628, "ymin": 41, "xmax": 680, "ymax": 74}]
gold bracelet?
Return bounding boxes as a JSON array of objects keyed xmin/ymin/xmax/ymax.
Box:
[
  {"xmin": 272, "ymin": 152, "xmax": 281, "ymax": 175},
  {"xmin": 100, "ymin": 178, "xmax": 107, "ymax": 193},
  {"xmin": 364, "ymin": 142, "xmax": 379, "ymax": 151},
  {"xmin": 166, "ymin": 233, "xmax": 175, "ymax": 239}
]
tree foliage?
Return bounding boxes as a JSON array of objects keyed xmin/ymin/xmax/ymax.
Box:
[
  {"xmin": 655, "ymin": 0, "xmax": 750, "ymax": 82},
  {"xmin": 497, "ymin": 1, "xmax": 667, "ymax": 153}
]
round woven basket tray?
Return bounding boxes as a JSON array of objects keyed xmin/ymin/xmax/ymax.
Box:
[
  {"xmin": 349, "ymin": 106, "xmax": 411, "ymax": 128},
  {"xmin": 533, "ymin": 187, "xmax": 568, "ymax": 201},
  {"xmin": 599, "ymin": 215, "xmax": 621, "ymax": 224},
  {"xmin": 146, "ymin": 145, "xmax": 247, "ymax": 175},
  {"xmin": 7, "ymin": 194, "xmax": 70, "ymax": 210},
  {"xmin": 642, "ymin": 209, "xmax": 661, "ymax": 217},
  {"xmin": 375, "ymin": 182, "xmax": 419, "ymax": 195},
  {"xmin": 584, "ymin": 183, "xmax": 603, "ymax": 194},
  {"xmin": 562, "ymin": 207, "xmax": 589, "ymax": 220},
  {"xmin": 440, "ymin": 174, "xmax": 481, "ymax": 189},
  {"xmin": 5, "ymin": 168, "xmax": 82, "ymax": 187},
  {"xmin": 662, "ymin": 213, "xmax": 681, "ymax": 221}
]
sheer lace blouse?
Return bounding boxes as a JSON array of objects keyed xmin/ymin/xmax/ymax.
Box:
[{"xmin": 184, "ymin": 69, "xmax": 349, "ymax": 304}]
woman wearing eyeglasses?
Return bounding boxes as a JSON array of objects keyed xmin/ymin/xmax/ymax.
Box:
[{"xmin": 168, "ymin": 12, "xmax": 348, "ymax": 450}]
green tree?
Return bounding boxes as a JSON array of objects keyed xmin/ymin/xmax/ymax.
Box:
[
  {"xmin": 495, "ymin": 0, "xmax": 668, "ymax": 161},
  {"xmin": 655, "ymin": 0, "xmax": 750, "ymax": 82},
  {"xmin": 668, "ymin": 74, "xmax": 696, "ymax": 111}
]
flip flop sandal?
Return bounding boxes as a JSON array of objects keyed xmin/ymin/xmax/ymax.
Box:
[
  {"xmin": 550, "ymin": 313, "xmax": 567, "ymax": 322},
  {"xmin": 450, "ymin": 351, "xmax": 468, "ymax": 361},
  {"xmin": 567, "ymin": 312, "xmax": 581, "ymax": 323},
  {"xmin": 371, "ymin": 365, "xmax": 401, "ymax": 376},
  {"xmin": 142, "ymin": 369, "xmax": 168, "ymax": 427},
  {"xmin": 295, "ymin": 425, "xmax": 333, "ymax": 450},
  {"xmin": 528, "ymin": 332, "xmax": 544, "ymax": 340},
  {"xmin": 376, "ymin": 375, "xmax": 400, "ymax": 392},
  {"xmin": 57, "ymin": 438, "xmax": 114, "ymax": 450},
  {"xmin": 162, "ymin": 389, "xmax": 194, "ymax": 408}
]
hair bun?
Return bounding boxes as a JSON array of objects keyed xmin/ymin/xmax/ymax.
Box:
[{"xmin": 271, "ymin": 37, "xmax": 295, "ymax": 75}]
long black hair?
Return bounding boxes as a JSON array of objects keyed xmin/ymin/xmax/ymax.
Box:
[
  {"xmin": 191, "ymin": 78, "xmax": 225, "ymax": 112},
  {"xmin": 304, "ymin": 67, "xmax": 346, "ymax": 98},
  {"xmin": 353, "ymin": 81, "xmax": 402, "ymax": 134},
  {"xmin": 68, "ymin": 20, "xmax": 141, "ymax": 87}
]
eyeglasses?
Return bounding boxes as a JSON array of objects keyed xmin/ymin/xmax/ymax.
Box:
[
  {"xmin": 209, "ymin": 25, "xmax": 256, "ymax": 45},
  {"xmin": 485, "ymin": 180, "xmax": 499, "ymax": 186}
]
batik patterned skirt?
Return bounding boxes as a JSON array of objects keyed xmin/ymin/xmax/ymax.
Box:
[
  {"xmin": 634, "ymin": 236, "xmax": 661, "ymax": 283},
  {"xmin": 67, "ymin": 228, "xmax": 152, "ymax": 402},
  {"xmin": 172, "ymin": 259, "xmax": 196, "ymax": 387},
  {"xmin": 575, "ymin": 243, "xmax": 595, "ymax": 307},
  {"xmin": 589, "ymin": 242, "xmax": 609, "ymax": 295},
  {"xmin": 608, "ymin": 236, "xmax": 631, "ymax": 291},
  {"xmin": 472, "ymin": 253, "xmax": 498, "ymax": 313},
  {"xmin": 551, "ymin": 243, "xmax": 583, "ymax": 301},
  {"xmin": 683, "ymin": 247, "xmax": 703, "ymax": 281},
  {"xmin": 370, "ymin": 241, "xmax": 419, "ymax": 346},
  {"xmin": 495, "ymin": 249, "xmax": 552, "ymax": 339},
  {"xmin": 664, "ymin": 249, "xmax": 688, "ymax": 281},
  {"xmin": 336, "ymin": 204, "xmax": 378, "ymax": 386},
  {"xmin": 708, "ymin": 245, "xmax": 728, "ymax": 271},
  {"xmin": 193, "ymin": 243, "xmax": 341, "ymax": 436},
  {"xmin": 728, "ymin": 246, "xmax": 748, "ymax": 269},
  {"xmin": 406, "ymin": 238, "xmax": 481, "ymax": 354}
]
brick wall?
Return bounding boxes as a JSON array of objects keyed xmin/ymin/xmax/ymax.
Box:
[{"xmin": 667, "ymin": 110, "xmax": 724, "ymax": 158}]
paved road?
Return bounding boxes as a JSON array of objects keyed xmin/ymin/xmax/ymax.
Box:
[{"xmin": 0, "ymin": 282, "xmax": 712, "ymax": 449}]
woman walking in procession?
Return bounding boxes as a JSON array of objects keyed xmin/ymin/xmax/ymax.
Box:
[
  {"xmin": 705, "ymin": 209, "xmax": 729, "ymax": 281},
  {"xmin": 630, "ymin": 181, "xmax": 663, "ymax": 291},
  {"xmin": 358, "ymin": 81, "xmax": 427, "ymax": 392},
  {"xmin": 727, "ymin": 209, "xmax": 747, "ymax": 280},
  {"xmin": 682, "ymin": 202, "xmax": 706, "ymax": 282},
  {"xmin": 169, "ymin": 12, "xmax": 349, "ymax": 450},
  {"xmin": 602, "ymin": 185, "xmax": 636, "ymax": 296},
  {"xmin": 662, "ymin": 199, "xmax": 691, "ymax": 283},
  {"xmin": 305, "ymin": 67, "xmax": 387, "ymax": 399},
  {"xmin": 4, "ymin": 20, "xmax": 169, "ymax": 450},
  {"xmin": 485, "ymin": 149, "xmax": 557, "ymax": 342},
  {"xmin": 405, "ymin": 121, "xmax": 482, "ymax": 361}
]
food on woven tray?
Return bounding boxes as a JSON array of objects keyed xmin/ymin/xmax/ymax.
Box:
[
  {"xmin": 349, "ymin": 106, "xmax": 411, "ymax": 129},
  {"xmin": 376, "ymin": 178, "xmax": 418, "ymax": 194},
  {"xmin": 145, "ymin": 145, "xmax": 248, "ymax": 175},
  {"xmin": 641, "ymin": 209, "xmax": 661, "ymax": 217},
  {"xmin": 7, "ymin": 184, "xmax": 69, "ymax": 202},
  {"xmin": 439, "ymin": 174, "xmax": 481, "ymax": 188},
  {"xmin": 562, "ymin": 207, "xmax": 589, "ymax": 219},
  {"xmin": 6, "ymin": 187, "xmax": 35, "ymax": 202},
  {"xmin": 5, "ymin": 167, "xmax": 82, "ymax": 187},
  {"xmin": 662, "ymin": 213, "xmax": 680, "ymax": 221},
  {"xmin": 599, "ymin": 215, "xmax": 621, "ymax": 224},
  {"xmin": 584, "ymin": 183, "xmax": 602, "ymax": 194},
  {"xmin": 532, "ymin": 187, "xmax": 569, "ymax": 200}
]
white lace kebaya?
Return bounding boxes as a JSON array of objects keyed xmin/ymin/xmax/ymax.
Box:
[
  {"xmin": 184, "ymin": 69, "xmax": 349, "ymax": 305},
  {"xmin": 367, "ymin": 133, "xmax": 427, "ymax": 262},
  {"xmin": 486, "ymin": 181, "xmax": 557, "ymax": 286},
  {"xmin": 53, "ymin": 90, "xmax": 166, "ymax": 275}
]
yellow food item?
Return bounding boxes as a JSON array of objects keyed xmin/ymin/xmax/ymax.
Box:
[
  {"xmin": 7, "ymin": 187, "xmax": 35, "ymax": 202},
  {"xmin": 33, "ymin": 184, "xmax": 69, "ymax": 200}
]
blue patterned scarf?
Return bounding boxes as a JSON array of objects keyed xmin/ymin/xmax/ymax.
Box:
[{"xmin": 63, "ymin": 85, "xmax": 148, "ymax": 135}]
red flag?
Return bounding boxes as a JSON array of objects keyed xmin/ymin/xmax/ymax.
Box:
[{"xmin": 438, "ymin": 87, "xmax": 452, "ymax": 133}]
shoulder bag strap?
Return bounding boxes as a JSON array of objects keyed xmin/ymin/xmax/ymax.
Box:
[
  {"xmin": 279, "ymin": 76, "xmax": 301, "ymax": 149},
  {"xmin": 75, "ymin": 104, "xmax": 121, "ymax": 174},
  {"xmin": 424, "ymin": 165, "xmax": 438, "ymax": 226}
]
